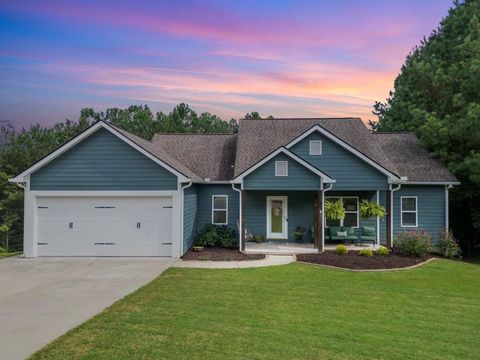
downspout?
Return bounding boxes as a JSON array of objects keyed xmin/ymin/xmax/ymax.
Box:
[
  {"xmin": 180, "ymin": 180, "xmax": 193, "ymax": 256},
  {"xmin": 446, "ymin": 184, "xmax": 453, "ymax": 230},
  {"xmin": 231, "ymin": 183, "xmax": 242, "ymax": 252},
  {"xmin": 390, "ymin": 184, "xmax": 402, "ymax": 248},
  {"xmin": 322, "ymin": 183, "xmax": 334, "ymax": 252}
]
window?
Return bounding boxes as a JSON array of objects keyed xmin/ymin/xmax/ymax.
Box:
[
  {"xmin": 401, "ymin": 197, "xmax": 417, "ymax": 227},
  {"xmin": 275, "ymin": 161, "xmax": 288, "ymax": 176},
  {"xmin": 309, "ymin": 140, "xmax": 322, "ymax": 155},
  {"xmin": 325, "ymin": 197, "xmax": 359, "ymax": 227},
  {"xmin": 212, "ymin": 195, "xmax": 228, "ymax": 225}
]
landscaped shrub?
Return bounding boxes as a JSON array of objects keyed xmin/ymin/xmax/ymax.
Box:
[
  {"xmin": 358, "ymin": 248, "xmax": 373, "ymax": 257},
  {"xmin": 252, "ymin": 234, "xmax": 265, "ymax": 243},
  {"xmin": 334, "ymin": 244, "xmax": 348, "ymax": 255},
  {"xmin": 0, "ymin": 246, "xmax": 5, "ymax": 253},
  {"xmin": 437, "ymin": 229, "xmax": 462, "ymax": 259},
  {"xmin": 195, "ymin": 224, "xmax": 238, "ymax": 249},
  {"xmin": 395, "ymin": 230, "xmax": 432, "ymax": 257},
  {"xmin": 376, "ymin": 246, "xmax": 390, "ymax": 256}
]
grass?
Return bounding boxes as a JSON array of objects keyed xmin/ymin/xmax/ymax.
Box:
[
  {"xmin": 0, "ymin": 251, "xmax": 21, "ymax": 259},
  {"xmin": 31, "ymin": 260, "xmax": 480, "ymax": 360}
]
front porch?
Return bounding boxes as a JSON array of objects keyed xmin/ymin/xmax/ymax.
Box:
[
  {"xmin": 245, "ymin": 241, "xmax": 382, "ymax": 255},
  {"xmin": 240, "ymin": 189, "xmax": 391, "ymax": 252}
]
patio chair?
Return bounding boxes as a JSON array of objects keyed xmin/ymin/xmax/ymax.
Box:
[
  {"xmin": 328, "ymin": 226, "xmax": 357, "ymax": 244},
  {"xmin": 357, "ymin": 226, "xmax": 376, "ymax": 246}
]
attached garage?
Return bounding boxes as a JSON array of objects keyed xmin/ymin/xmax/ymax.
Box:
[
  {"xmin": 11, "ymin": 121, "xmax": 195, "ymax": 258},
  {"xmin": 36, "ymin": 196, "xmax": 173, "ymax": 257}
]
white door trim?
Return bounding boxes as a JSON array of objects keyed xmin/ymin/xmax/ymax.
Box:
[{"xmin": 266, "ymin": 196, "xmax": 288, "ymax": 240}]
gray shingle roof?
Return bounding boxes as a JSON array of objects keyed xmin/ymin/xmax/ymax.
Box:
[
  {"xmin": 151, "ymin": 133, "xmax": 237, "ymax": 181},
  {"xmin": 109, "ymin": 118, "xmax": 457, "ymax": 183}
]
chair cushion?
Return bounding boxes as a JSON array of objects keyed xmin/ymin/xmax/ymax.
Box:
[
  {"xmin": 344, "ymin": 226, "xmax": 355, "ymax": 236},
  {"xmin": 362, "ymin": 226, "xmax": 375, "ymax": 237},
  {"xmin": 329, "ymin": 226, "xmax": 342, "ymax": 237}
]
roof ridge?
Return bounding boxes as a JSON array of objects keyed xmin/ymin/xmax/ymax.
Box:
[
  {"xmin": 154, "ymin": 133, "xmax": 236, "ymax": 136},
  {"xmin": 240, "ymin": 117, "xmax": 361, "ymax": 121}
]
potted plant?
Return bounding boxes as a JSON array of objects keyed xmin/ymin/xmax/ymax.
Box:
[
  {"xmin": 359, "ymin": 199, "xmax": 386, "ymax": 219},
  {"xmin": 293, "ymin": 227, "xmax": 306, "ymax": 242},
  {"xmin": 325, "ymin": 199, "xmax": 346, "ymax": 221}
]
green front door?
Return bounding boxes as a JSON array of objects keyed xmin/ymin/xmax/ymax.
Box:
[{"xmin": 267, "ymin": 196, "xmax": 288, "ymax": 239}]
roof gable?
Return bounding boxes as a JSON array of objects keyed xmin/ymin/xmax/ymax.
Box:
[{"xmin": 11, "ymin": 121, "xmax": 193, "ymax": 183}]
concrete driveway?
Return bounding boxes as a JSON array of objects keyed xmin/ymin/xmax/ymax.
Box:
[{"xmin": 0, "ymin": 256, "xmax": 176, "ymax": 360}]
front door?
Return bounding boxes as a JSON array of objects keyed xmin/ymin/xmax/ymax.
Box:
[{"xmin": 266, "ymin": 196, "xmax": 288, "ymax": 240}]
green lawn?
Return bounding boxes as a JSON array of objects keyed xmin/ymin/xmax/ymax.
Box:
[
  {"xmin": 0, "ymin": 251, "xmax": 21, "ymax": 259},
  {"xmin": 31, "ymin": 260, "xmax": 480, "ymax": 360}
]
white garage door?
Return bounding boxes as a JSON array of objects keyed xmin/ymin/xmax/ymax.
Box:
[{"xmin": 36, "ymin": 197, "xmax": 173, "ymax": 257}]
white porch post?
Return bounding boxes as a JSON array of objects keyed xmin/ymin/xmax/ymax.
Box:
[{"xmin": 376, "ymin": 190, "xmax": 380, "ymax": 246}]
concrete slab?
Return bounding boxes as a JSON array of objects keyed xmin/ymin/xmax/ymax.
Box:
[
  {"xmin": 0, "ymin": 256, "xmax": 176, "ymax": 360},
  {"xmin": 175, "ymin": 255, "xmax": 295, "ymax": 269}
]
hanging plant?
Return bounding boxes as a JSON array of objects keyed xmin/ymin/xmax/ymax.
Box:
[
  {"xmin": 325, "ymin": 200, "xmax": 346, "ymax": 221},
  {"xmin": 359, "ymin": 199, "xmax": 386, "ymax": 219}
]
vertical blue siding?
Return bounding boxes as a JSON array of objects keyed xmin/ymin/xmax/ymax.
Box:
[
  {"xmin": 290, "ymin": 132, "xmax": 389, "ymax": 190},
  {"xmin": 30, "ymin": 128, "xmax": 178, "ymax": 190},
  {"xmin": 183, "ymin": 184, "xmax": 197, "ymax": 254},
  {"xmin": 243, "ymin": 153, "xmax": 322, "ymax": 190},
  {"xmin": 393, "ymin": 185, "xmax": 446, "ymax": 244},
  {"xmin": 195, "ymin": 184, "xmax": 240, "ymax": 232}
]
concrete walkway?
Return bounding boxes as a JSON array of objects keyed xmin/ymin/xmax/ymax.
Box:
[
  {"xmin": 0, "ymin": 256, "xmax": 176, "ymax": 360},
  {"xmin": 175, "ymin": 255, "xmax": 295, "ymax": 268}
]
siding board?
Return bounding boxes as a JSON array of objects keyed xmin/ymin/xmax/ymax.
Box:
[{"xmin": 30, "ymin": 128, "xmax": 178, "ymax": 190}]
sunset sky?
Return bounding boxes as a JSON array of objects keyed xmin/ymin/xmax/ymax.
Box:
[{"xmin": 0, "ymin": 0, "xmax": 453, "ymax": 129}]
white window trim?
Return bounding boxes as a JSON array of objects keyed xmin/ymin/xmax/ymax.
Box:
[
  {"xmin": 275, "ymin": 161, "xmax": 288, "ymax": 177},
  {"xmin": 325, "ymin": 196, "xmax": 360, "ymax": 228},
  {"xmin": 309, "ymin": 140, "xmax": 322, "ymax": 155},
  {"xmin": 400, "ymin": 196, "xmax": 418, "ymax": 228},
  {"xmin": 212, "ymin": 195, "xmax": 228, "ymax": 225}
]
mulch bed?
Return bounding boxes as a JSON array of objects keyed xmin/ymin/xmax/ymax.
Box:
[
  {"xmin": 297, "ymin": 251, "xmax": 434, "ymax": 270},
  {"xmin": 182, "ymin": 247, "xmax": 266, "ymax": 261}
]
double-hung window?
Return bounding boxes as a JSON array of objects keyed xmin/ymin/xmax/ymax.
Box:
[
  {"xmin": 401, "ymin": 197, "xmax": 418, "ymax": 227},
  {"xmin": 212, "ymin": 195, "xmax": 228, "ymax": 225},
  {"xmin": 325, "ymin": 197, "xmax": 359, "ymax": 227}
]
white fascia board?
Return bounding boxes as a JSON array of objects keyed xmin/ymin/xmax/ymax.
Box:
[
  {"xmin": 30, "ymin": 190, "xmax": 180, "ymax": 197},
  {"xmin": 231, "ymin": 147, "xmax": 335, "ymax": 183},
  {"xmin": 285, "ymin": 125, "xmax": 401, "ymax": 181},
  {"xmin": 390, "ymin": 180, "xmax": 461, "ymax": 186},
  {"xmin": 10, "ymin": 121, "xmax": 190, "ymax": 183}
]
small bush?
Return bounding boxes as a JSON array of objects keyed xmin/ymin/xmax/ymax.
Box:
[
  {"xmin": 195, "ymin": 225, "xmax": 238, "ymax": 249},
  {"xmin": 252, "ymin": 234, "xmax": 265, "ymax": 243},
  {"xmin": 335, "ymin": 244, "xmax": 348, "ymax": 255},
  {"xmin": 359, "ymin": 248, "xmax": 373, "ymax": 257},
  {"xmin": 0, "ymin": 246, "xmax": 6, "ymax": 253},
  {"xmin": 395, "ymin": 230, "xmax": 432, "ymax": 257},
  {"xmin": 438, "ymin": 229, "xmax": 462, "ymax": 259},
  {"xmin": 376, "ymin": 246, "xmax": 390, "ymax": 256}
]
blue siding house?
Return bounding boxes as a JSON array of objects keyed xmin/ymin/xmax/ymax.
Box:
[{"xmin": 11, "ymin": 118, "xmax": 459, "ymax": 258}]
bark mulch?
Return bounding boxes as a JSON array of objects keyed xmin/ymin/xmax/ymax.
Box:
[
  {"xmin": 297, "ymin": 251, "xmax": 433, "ymax": 270},
  {"xmin": 182, "ymin": 247, "xmax": 266, "ymax": 261}
]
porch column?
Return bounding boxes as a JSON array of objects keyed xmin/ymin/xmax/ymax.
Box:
[
  {"xmin": 315, "ymin": 191, "xmax": 323, "ymax": 252},
  {"xmin": 240, "ymin": 190, "xmax": 246, "ymax": 252},
  {"xmin": 386, "ymin": 190, "xmax": 392, "ymax": 249}
]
